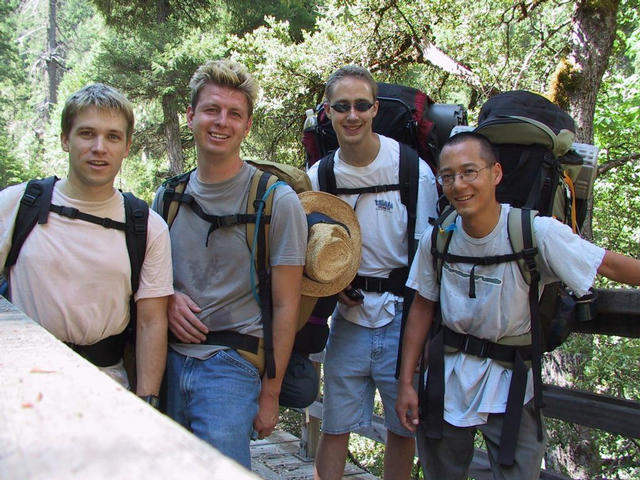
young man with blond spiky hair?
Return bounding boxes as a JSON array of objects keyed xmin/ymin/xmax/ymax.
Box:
[{"xmin": 153, "ymin": 59, "xmax": 307, "ymax": 468}]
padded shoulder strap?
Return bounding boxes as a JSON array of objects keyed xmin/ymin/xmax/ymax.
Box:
[
  {"xmin": 316, "ymin": 153, "xmax": 336, "ymax": 194},
  {"xmin": 507, "ymin": 207, "xmax": 539, "ymax": 286},
  {"xmin": 161, "ymin": 169, "xmax": 193, "ymax": 227},
  {"xmin": 122, "ymin": 192, "xmax": 149, "ymax": 295},
  {"xmin": 5, "ymin": 176, "xmax": 58, "ymax": 269},
  {"xmin": 431, "ymin": 206, "xmax": 457, "ymax": 284},
  {"xmin": 399, "ymin": 143, "xmax": 420, "ymax": 264}
]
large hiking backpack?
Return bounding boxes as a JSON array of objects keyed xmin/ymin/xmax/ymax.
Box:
[
  {"xmin": 302, "ymin": 82, "xmax": 468, "ymax": 173},
  {"xmin": 2, "ymin": 176, "xmax": 149, "ymax": 367},
  {"xmin": 474, "ymin": 90, "xmax": 598, "ymax": 233}
]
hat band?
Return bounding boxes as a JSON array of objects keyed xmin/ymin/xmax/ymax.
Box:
[{"xmin": 306, "ymin": 211, "xmax": 351, "ymax": 236}]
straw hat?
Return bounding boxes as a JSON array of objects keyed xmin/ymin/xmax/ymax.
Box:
[{"xmin": 298, "ymin": 191, "xmax": 362, "ymax": 298}]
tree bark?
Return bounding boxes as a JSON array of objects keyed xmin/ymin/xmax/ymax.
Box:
[
  {"xmin": 544, "ymin": 1, "xmax": 621, "ymax": 476},
  {"xmin": 162, "ymin": 93, "xmax": 184, "ymax": 176},
  {"xmin": 46, "ymin": 0, "xmax": 60, "ymax": 113}
]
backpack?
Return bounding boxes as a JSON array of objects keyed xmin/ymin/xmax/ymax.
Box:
[
  {"xmin": 2, "ymin": 176, "xmax": 149, "ymax": 367},
  {"xmin": 474, "ymin": 90, "xmax": 598, "ymax": 233},
  {"xmin": 157, "ymin": 160, "xmax": 314, "ymax": 375},
  {"xmin": 303, "ymin": 82, "xmax": 468, "ymax": 173}
]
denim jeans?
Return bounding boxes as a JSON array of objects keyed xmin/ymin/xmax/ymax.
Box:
[
  {"xmin": 166, "ymin": 347, "xmax": 261, "ymax": 469},
  {"xmin": 322, "ymin": 301, "xmax": 414, "ymax": 437}
]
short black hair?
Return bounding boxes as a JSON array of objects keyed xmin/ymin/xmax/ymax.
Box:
[{"xmin": 439, "ymin": 131, "xmax": 498, "ymax": 167}]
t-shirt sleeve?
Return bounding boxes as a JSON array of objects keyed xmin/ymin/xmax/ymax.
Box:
[
  {"xmin": 535, "ymin": 217, "xmax": 605, "ymax": 297},
  {"xmin": 406, "ymin": 225, "xmax": 440, "ymax": 302},
  {"xmin": 135, "ymin": 209, "xmax": 174, "ymax": 301},
  {"xmin": 268, "ymin": 185, "xmax": 308, "ymax": 266},
  {"xmin": 415, "ymin": 159, "xmax": 439, "ymax": 240},
  {"xmin": 0, "ymin": 183, "xmax": 27, "ymax": 269}
]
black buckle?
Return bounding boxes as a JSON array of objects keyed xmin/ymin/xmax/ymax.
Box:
[
  {"xmin": 521, "ymin": 247, "xmax": 538, "ymax": 272},
  {"xmin": 101, "ymin": 217, "xmax": 114, "ymax": 228},
  {"xmin": 462, "ymin": 335, "xmax": 488, "ymax": 357},
  {"xmin": 59, "ymin": 206, "xmax": 79, "ymax": 219},
  {"xmin": 253, "ymin": 199, "xmax": 266, "ymax": 211}
]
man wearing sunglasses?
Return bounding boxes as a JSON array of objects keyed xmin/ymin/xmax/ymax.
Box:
[{"xmin": 308, "ymin": 65, "xmax": 439, "ymax": 480}]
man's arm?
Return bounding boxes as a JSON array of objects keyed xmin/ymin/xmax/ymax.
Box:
[
  {"xmin": 395, "ymin": 293, "xmax": 436, "ymax": 432},
  {"xmin": 135, "ymin": 295, "xmax": 169, "ymax": 396},
  {"xmin": 253, "ymin": 264, "xmax": 303, "ymax": 439},
  {"xmin": 598, "ymin": 250, "xmax": 640, "ymax": 286}
]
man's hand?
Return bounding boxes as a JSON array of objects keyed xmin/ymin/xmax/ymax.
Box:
[
  {"xmin": 395, "ymin": 381, "xmax": 420, "ymax": 433},
  {"xmin": 168, "ymin": 291, "xmax": 207, "ymax": 343},
  {"xmin": 337, "ymin": 285, "xmax": 364, "ymax": 308},
  {"xmin": 253, "ymin": 382, "xmax": 280, "ymax": 439}
]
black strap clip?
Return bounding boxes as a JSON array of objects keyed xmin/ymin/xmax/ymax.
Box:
[{"xmin": 59, "ymin": 206, "xmax": 79, "ymax": 219}]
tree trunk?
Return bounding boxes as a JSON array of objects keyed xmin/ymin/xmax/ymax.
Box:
[
  {"xmin": 162, "ymin": 93, "xmax": 184, "ymax": 176},
  {"xmin": 46, "ymin": 0, "xmax": 59, "ymax": 113},
  {"xmin": 544, "ymin": 1, "xmax": 621, "ymax": 476}
]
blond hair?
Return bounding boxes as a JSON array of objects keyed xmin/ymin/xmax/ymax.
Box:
[{"xmin": 189, "ymin": 59, "xmax": 258, "ymax": 116}]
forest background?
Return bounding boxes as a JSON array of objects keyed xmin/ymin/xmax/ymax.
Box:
[{"xmin": 1, "ymin": 0, "xmax": 639, "ymax": 478}]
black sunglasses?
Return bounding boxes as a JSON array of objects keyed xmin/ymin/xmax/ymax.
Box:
[{"xmin": 330, "ymin": 101, "xmax": 374, "ymax": 113}]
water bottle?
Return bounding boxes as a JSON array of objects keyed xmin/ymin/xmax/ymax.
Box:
[
  {"xmin": 302, "ymin": 109, "xmax": 318, "ymax": 169},
  {"xmin": 303, "ymin": 109, "xmax": 317, "ymax": 132}
]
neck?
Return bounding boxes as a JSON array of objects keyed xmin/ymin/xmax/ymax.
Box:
[
  {"xmin": 58, "ymin": 177, "xmax": 115, "ymax": 202},
  {"xmin": 339, "ymin": 133, "xmax": 380, "ymax": 167},
  {"xmin": 196, "ymin": 152, "xmax": 243, "ymax": 183},
  {"xmin": 461, "ymin": 202, "xmax": 502, "ymax": 238}
]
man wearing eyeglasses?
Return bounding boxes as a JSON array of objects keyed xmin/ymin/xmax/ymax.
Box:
[
  {"xmin": 396, "ymin": 131, "xmax": 640, "ymax": 479},
  {"xmin": 307, "ymin": 65, "xmax": 439, "ymax": 480}
]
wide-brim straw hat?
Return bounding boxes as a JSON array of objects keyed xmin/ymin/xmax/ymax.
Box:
[{"xmin": 298, "ymin": 191, "xmax": 362, "ymax": 298}]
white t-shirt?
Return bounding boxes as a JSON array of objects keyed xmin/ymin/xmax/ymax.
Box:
[
  {"xmin": 406, "ymin": 204, "xmax": 605, "ymax": 427},
  {"xmin": 0, "ymin": 182, "xmax": 174, "ymax": 346},
  {"xmin": 308, "ymin": 135, "xmax": 439, "ymax": 328}
]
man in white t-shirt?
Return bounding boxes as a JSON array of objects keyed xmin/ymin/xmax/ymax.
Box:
[
  {"xmin": 308, "ymin": 65, "xmax": 439, "ymax": 480},
  {"xmin": 0, "ymin": 84, "xmax": 173, "ymax": 405},
  {"xmin": 396, "ymin": 131, "xmax": 640, "ymax": 479}
]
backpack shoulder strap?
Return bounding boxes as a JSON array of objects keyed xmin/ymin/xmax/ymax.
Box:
[
  {"xmin": 430, "ymin": 206, "xmax": 458, "ymax": 285},
  {"xmin": 246, "ymin": 167, "xmax": 281, "ymax": 379},
  {"xmin": 316, "ymin": 153, "xmax": 337, "ymax": 194},
  {"xmin": 506, "ymin": 207, "xmax": 539, "ymax": 286},
  {"xmin": 399, "ymin": 143, "xmax": 419, "ymax": 264},
  {"xmin": 122, "ymin": 192, "xmax": 149, "ymax": 295},
  {"xmin": 161, "ymin": 169, "xmax": 193, "ymax": 228},
  {"xmin": 5, "ymin": 176, "xmax": 58, "ymax": 269}
]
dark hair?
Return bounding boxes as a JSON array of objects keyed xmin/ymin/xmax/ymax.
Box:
[
  {"xmin": 324, "ymin": 65, "xmax": 378, "ymax": 103},
  {"xmin": 439, "ymin": 131, "xmax": 497, "ymax": 167}
]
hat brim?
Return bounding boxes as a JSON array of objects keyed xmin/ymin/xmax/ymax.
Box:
[{"xmin": 298, "ymin": 191, "xmax": 362, "ymax": 297}]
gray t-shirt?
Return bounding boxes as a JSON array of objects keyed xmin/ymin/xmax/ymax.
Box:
[{"xmin": 153, "ymin": 162, "xmax": 307, "ymax": 359}]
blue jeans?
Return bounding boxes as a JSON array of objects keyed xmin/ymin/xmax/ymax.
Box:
[
  {"xmin": 322, "ymin": 301, "xmax": 414, "ymax": 437},
  {"xmin": 166, "ymin": 348, "xmax": 261, "ymax": 468}
]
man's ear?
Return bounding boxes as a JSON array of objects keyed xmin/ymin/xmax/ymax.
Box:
[
  {"xmin": 60, "ymin": 132, "xmax": 69, "ymax": 152},
  {"xmin": 186, "ymin": 105, "xmax": 194, "ymax": 128},
  {"xmin": 324, "ymin": 102, "xmax": 331, "ymax": 120},
  {"xmin": 492, "ymin": 162, "xmax": 503, "ymax": 186},
  {"xmin": 371, "ymin": 99, "xmax": 379, "ymax": 118}
]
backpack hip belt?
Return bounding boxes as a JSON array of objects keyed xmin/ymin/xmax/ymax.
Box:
[
  {"xmin": 66, "ymin": 330, "xmax": 128, "ymax": 368},
  {"xmin": 423, "ymin": 323, "xmax": 531, "ymax": 467},
  {"xmin": 352, "ymin": 266, "xmax": 408, "ymax": 297}
]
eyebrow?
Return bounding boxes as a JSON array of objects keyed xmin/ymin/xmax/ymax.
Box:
[{"xmin": 438, "ymin": 161, "xmax": 483, "ymax": 173}]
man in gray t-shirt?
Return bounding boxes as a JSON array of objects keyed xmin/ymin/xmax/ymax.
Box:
[{"xmin": 152, "ymin": 59, "xmax": 307, "ymax": 469}]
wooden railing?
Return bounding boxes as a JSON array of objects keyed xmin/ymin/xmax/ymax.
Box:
[
  {"xmin": 0, "ymin": 297, "xmax": 258, "ymax": 480},
  {"xmin": 297, "ymin": 288, "xmax": 640, "ymax": 480}
]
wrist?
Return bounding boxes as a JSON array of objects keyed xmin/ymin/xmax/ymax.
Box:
[{"xmin": 138, "ymin": 394, "xmax": 160, "ymax": 409}]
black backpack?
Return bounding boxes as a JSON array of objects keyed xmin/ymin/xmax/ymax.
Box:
[
  {"xmin": 303, "ymin": 82, "xmax": 468, "ymax": 173},
  {"xmin": 2, "ymin": 176, "xmax": 149, "ymax": 367}
]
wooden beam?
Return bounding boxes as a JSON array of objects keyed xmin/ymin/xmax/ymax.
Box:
[
  {"xmin": 0, "ymin": 298, "xmax": 258, "ymax": 480},
  {"xmin": 543, "ymin": 384, "xmax": 640, "ymax": 438}
]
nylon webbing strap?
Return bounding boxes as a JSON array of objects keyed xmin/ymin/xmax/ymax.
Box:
[
  {"xmin": 332, "ymin": 184, "xmax": 400, "ymax": 195},
  {"xmin": 49, "ymin": 203, "xmax": 127, "ymax": 230},
  {"xmin": 306, "ymin": 211, "xmax": 350, "ymax": 235},
  {"xmin": 66, "ymin": 330, "xmax": 127, "ymax": 367},
  {"xmin": 424, "ymin": 324, "xmax": 445, "ymax": 438},
  {"xmin": 169, "ymin": 330, "xmax": 260, "ymax": 353},
  {"xmin": 497, "ymin": 350, "xmax": 529, "ymax": 466},
  {"xmin": 352, "ymin": 267, "xmax": 408, "ymax": 297}
]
